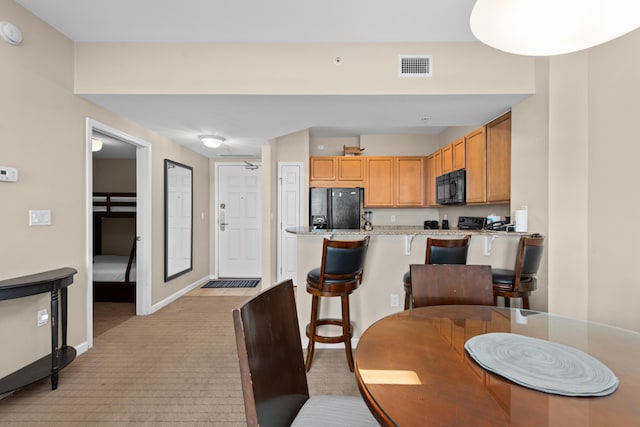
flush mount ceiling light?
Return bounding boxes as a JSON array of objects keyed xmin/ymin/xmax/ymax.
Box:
[
  {"xmin": 91, "ymin": 137, "xmax": 103, "ymax": 152},
  {"xmin": 470, "ymin": 0, "xmax": 640, "ymax": 56},
  {"xmin": 199, "ymin": 135, "xmax": 226, "ymax": 148}
]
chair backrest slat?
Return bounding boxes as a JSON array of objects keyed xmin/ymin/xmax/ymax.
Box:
[
  {"xmin": 410, "ymin": 264, "xmax": 494, "ymax": 308},
  {"xmin": 232, "ymin": 280, "xmax": 309, "ymax": 427}
]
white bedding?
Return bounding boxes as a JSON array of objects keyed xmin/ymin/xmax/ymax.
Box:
[{"xmin": 93, "ymin": 255, "xmax": 136, "ymax": 282}]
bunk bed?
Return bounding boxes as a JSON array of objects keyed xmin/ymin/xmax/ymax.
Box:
[{"xmin": 92, "ymin": 192, "xmax": 136, "ymax": 302}]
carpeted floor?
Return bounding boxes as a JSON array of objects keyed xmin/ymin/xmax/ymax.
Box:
[{"xmin": 0, "ymin": 295, "xmax": 361, "ymax": 425}]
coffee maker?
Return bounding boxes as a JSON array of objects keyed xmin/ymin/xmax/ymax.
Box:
[{"xmin": 362, "ymin": 210, "xmax": 373, "ymax": 231}]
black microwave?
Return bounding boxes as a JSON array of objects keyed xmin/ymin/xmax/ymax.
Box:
[{"xmin": 436, "ymin": 169, "xmax": 466, "ymax": 205}]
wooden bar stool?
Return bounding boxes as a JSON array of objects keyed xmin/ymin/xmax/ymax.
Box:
[
  {"xmin": 305, "ymin": 236, "xmax": 370, "ymax": 372},
  {"xmin": 492, "ymin": 233, "xmax": 545, "ymax": 309},
  {"xmin": 402, "ymin": 235, "xmax": 471, "ymax": 309}
]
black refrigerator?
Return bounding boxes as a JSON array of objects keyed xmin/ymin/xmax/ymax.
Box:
[{"xmin": 310, "ymin": 187, "xmax": 362, "ymax": 230}]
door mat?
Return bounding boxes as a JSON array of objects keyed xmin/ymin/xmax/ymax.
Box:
[{"xmin": 202, "ymin": 279, "xmax": 260, "ymax": 289}]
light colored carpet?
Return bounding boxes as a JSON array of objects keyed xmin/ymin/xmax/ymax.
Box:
[{"xmin": 0, "ymin": 295, "xmax": 361, "ymax": 426}]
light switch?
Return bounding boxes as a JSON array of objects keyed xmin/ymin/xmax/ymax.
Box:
[{"xmin": 29, "ymin": 209, "xmax": 51, "ymax": 226}]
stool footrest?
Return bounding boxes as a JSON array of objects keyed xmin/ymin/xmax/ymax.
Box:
[{"xmin": 306, "ymin": 318, "xmax": 354, "ymax": 344}]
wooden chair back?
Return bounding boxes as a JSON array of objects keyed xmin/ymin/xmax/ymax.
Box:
[
  {"xmin": 232, "ymin": 280, "xmax": 309, "ymax": 427},
  {"xmin": 512, "ymin": 234, "xmax": 545, "ymax": 292},
  {"xmin": 410, "ymin": 264, "xmax": 494, "ymax": 308},
  {"xmin": 310, "ymin": 236, "xmax": 370, "ymax": 293},
  {"xmin": 425, "ymin": 235, "xmax": 471, "ymax": 264}
]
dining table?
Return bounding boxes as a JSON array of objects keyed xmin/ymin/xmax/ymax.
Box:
[{"xmin": 354, "ymin": 305, "xmax": 640, "ymax": 426}]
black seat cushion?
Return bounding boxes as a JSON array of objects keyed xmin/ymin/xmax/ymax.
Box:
[
  {"xmin": 492, "ymin": 268, "xmax": 535, "ymax": 285},
  {"xmin": 402, "ymin": 270, "xmax": 411, "ymax": 285},
  {"xmin": 307, "ymin": 268, "xmax": 358, "ymax": 285}
]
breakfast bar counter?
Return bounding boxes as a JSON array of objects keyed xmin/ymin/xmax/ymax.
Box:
[{"xmin": 286, "ymin": 227, "xmax": 532, "ymax": 349}]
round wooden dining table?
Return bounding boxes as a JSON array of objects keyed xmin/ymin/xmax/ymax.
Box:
[{"xmin": 354, "ymin": 305, "xmax": 640, "ymax": 427}]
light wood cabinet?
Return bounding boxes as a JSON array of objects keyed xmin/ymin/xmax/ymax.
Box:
[
  {"xmin": 442, "ymin": 137, "xmax": 466, "ymax": 174},
  {"xmin": 309, "ymin": 157, "xmax": 336, "ymax": 183},
  {"xmin": 337, "ymin": 157, "xmax": 365, "ymax": 182},
  {"xmin": 309, "ymin": 156, "xmax": 364, "ymax": 187},
  {"xmin": 426, "ymin": 153, "xmax": 439, "ymax": 207},
  {"xmin": 486, "ymin": 112, "xmax": 511, "ymax": 203},
  {"xmin": 452, "ymin": 137, "xmax": 466, "ymax": 171},
  {"xmin": 465, "ymin": 111, "xmax": 511, "ymax": 204},
  {"xmin": 364, "ymin": 156, "xmax": 426, "ymax": 207},
  {"xmin": 396, "ymin": 157, "xmax": 425, "ymax": 206},
  {"xmin": 465, "ymin": 127, "xmax": 486, "ymax": 204},
  {"xmin": 365, "ymin": 157, "xmax": 395, "ymax": 207}
]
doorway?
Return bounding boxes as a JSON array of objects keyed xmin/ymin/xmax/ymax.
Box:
[
  {"xmin": 277, "ymin": 162, "xmax": 303, "ymax": 282},
  {"xmin": 216, "ymin": 162, "xmax": 262, "ymax": 278},
  {"xmin": 85, "ymin": 118, "xmax": 151, "ymax": 350}
]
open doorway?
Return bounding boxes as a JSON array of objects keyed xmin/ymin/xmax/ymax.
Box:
[{"xmin": 85, "ymin": 118, "xmax": 152, "ymax": 349}]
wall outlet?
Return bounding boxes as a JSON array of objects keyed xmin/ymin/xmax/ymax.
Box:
[
  {"xmin": 390, "ymin": 215, "xmax": 396, "ymax": 223},
  {"xmin": 390, "ymin": 293, "xmax": 399, "ymax": 307},
  {"xmin": 37, "ymin": 309, "xmax": 48, "ymax": 326}
]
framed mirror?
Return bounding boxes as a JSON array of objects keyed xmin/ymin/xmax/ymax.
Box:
[{"xmin": 164, "ymin": 159, "xmax": 193, "ymax": 281}]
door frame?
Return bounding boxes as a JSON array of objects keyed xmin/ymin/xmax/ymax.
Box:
[
  {"xmin": 214, "ymin": 162, "xmax": 263, "ymax": 278},
  {"xmin": 277, "ymin": 162, "xmax": 304, "ymax": 282},
  {"xmin": 85, "ymin": 118, "xmax": 152, "ymax": 350}
]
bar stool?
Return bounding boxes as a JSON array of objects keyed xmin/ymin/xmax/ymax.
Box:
[
  {"xmin": 305, "ymin": 236, "xmax": 370, "ymax": 372},
  {"xmin": 402, "ymin": 235, "xmax": 471, "ymax": 309},
  {"xmin": 493, "ymin": 233, "xmax": 545, "ymax": 309}
]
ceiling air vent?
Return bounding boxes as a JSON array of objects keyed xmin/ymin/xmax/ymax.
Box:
[{"xmin": 399, "ymin": 55, "xmax": 432, "ymax": 77}]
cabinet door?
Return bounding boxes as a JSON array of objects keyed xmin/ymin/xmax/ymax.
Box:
[
  {"xmin": 486, "ymin": 112, "xmax": 511, "ymax": 202},
  {"xmin": 396, "ymin": 157, "xmax": 425, "ymax": 206},
  {"xmin": 465, "ymin": 127, "xmax": 486, "ymax": 204},
  {"xmin": 309, "ymin": 157, "xmax": 336, "ymax": 182},
  {"xmin": 442, "ymin": 145, "xmax": 453, "ymax": 174},
  {"xmin": 426, "ymin": 153, "xmax": 439, "ymax": 207},
  {"xmin": 338, "ymin": 157, "xmax": 365, "ymax": 182},
  {"xmin": 434, "ymin": 150, "xmax": 442, "ymax": 177},
  {"xmin": 453, "ymin": 137, "xmax": 466, "ymax": 171},
  {"xmin": 365, "ymin": 157, "xmax": 394, "ymax": 207}
]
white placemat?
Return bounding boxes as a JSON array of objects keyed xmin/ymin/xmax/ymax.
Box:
[{"xmin": 465, "ymin": 333, "xmax": 619, "ymax": 396}]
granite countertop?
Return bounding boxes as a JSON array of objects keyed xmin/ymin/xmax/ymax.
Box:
[{"xmin": 286, "ymin": 226, "xmax": 528, "ymax": 237}]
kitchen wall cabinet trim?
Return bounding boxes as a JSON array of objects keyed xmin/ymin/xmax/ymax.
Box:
[
  {"xmin": 485, "ymin": 111, "xmax": 511, "ymax": 203},
  {"xmin": 465, "ymin": 127, "xmax": 487, "ymax": 204}
]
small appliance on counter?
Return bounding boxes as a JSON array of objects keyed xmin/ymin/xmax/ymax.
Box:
[
  {"xmin": 310, "ymin": 187, "xmax": 362, "ymax": 230},
  {"xmin": 362, "ymin": 210, "xmax": 373, "ymax": 231},
  {"xmin": 423, "ymin": 220, "xmax": 439, "ymax": 230},
  {"xmin": 457, "ymin": 216, "xmax": 486, "ymax": 230}
]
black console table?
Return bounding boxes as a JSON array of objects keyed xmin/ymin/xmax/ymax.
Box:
[{"xmin": 0, "ymin": 267, "xmax": 77, "ymax": 394}]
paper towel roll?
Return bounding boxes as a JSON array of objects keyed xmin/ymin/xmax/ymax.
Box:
[{"xmin": 515, "ymin": 209, "xmax": 528, "ymax": 232}]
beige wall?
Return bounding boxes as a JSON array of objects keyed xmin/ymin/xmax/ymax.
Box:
[
  {"xmin": 74, "ymin": 43, "xmax": 535, "ymax": 96},
  {"xmin": 0, "ymin": 2, "xmax": 209, "ymax": 378}
]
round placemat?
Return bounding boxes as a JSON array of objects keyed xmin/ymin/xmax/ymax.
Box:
[{"xmin": 465, "ymin": 332, "xmax": 619, "ymax": 396}]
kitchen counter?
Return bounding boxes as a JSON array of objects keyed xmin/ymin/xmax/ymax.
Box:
[
  {"xmin": 288, "ymin": 227, "xmax": 536, "ymax": 351},
  {"xmin": 286, "ymin": 225, "xmax": 527, "ymax": 236}
]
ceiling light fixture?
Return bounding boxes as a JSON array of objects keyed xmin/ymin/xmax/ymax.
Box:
[
  {"xmin": 470, "ymin": 0, "xmax": 640, "ymax": 56},
  {"xmin": 91, "ymin": 137, "xmax": 103, "ymax": 152},
  {"xmin": 199, "ymin": 135, "xmax": 226, "ymax": 148}
]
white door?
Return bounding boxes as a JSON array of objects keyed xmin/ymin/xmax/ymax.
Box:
[
  {"xmin": 217, "ymin": 163, "xmax": 262, "ymax": 278},
  {"xmin": 277, "ymin": 163, "xmax": 303, "ymax": 282}
]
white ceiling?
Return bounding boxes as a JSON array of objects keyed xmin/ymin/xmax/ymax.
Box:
[{"xmin": 16, "ymin": 0, "xmax": 528, "ymax": 158}]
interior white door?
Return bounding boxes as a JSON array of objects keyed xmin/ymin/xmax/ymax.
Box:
[
  {"xmin": 277, "ymin": 163, "xmax": 303, "ymax": 282},
  {"xmin": 217, "ymin": 164, "xmax": 262, "ymax": 278}
]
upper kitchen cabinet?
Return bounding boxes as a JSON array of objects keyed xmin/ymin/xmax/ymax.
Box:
[
  {"xmin": 441, "ymin": 137, "xmax": 465, "ymax": 174},
  {"xmin": 486, "ymin": 112, "xmax": 511, "ymax": 203},
  {"xmin": 365, "ymin": 157, "xmax": 395, "ymax": 207},
  {"xmin": 396, "ymin": 157, "xmax": 426, "ymax": 206},
  {"xmin": 426, "ymin": 152, "xmax": 441, "ymax": 207},
  {"xmin": 465, "ymin": 127, "xmax": 486, "ymax": 204},
  {"xmin": 365, "ymin": 156, "xmax": 425, "ymax": 207},
  {"xmin": 465, "ymin": 111, "xmax": 511, "ymax": 204},
  {"xmin": 309, "ymin": 156, "xmax": 364, "ymax": 187}
]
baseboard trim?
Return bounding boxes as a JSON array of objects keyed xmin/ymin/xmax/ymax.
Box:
[{"xmin": 151, "ymin": 275, "xmax": 213, "ymax": 314}]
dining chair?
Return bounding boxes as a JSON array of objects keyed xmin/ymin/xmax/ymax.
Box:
[
  {"xmin": 492, "ymin": 233, "xmax": 545, "ymax": 309},
  {"xmin": 232, "ymin": 279, "xmax": 378, "ymax": 427},
  {"xmin": 305, "ymin": 236, "xmax": 370, "ymax": 372},
  {"xmin": 403, "ymin": 235, "xmax": 471, "ymax": 309},
  {"xmin": 409, "ymin": 264, "xmax": 494, "ymax": 308}
]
